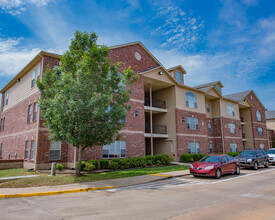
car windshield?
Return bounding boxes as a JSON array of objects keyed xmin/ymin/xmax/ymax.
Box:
[
  {"xmin": 199, "ymin": 156, "xmax": 221, "ymax": 163},
  {"xmin": 267, "ymin": 149, "xmax": 275, "ymax": 154},
  {"xmin": 239, "ymin": 151, "xmax": 256, "ymax": 156}
]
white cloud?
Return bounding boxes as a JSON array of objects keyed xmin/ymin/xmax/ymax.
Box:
[
  {"xmin": 0, "ymin": 0, "xmax": 53, "ymax": 15},
  {"xmin": 152, "ymin": 4, "xmax": 204, "ymax": 50}
]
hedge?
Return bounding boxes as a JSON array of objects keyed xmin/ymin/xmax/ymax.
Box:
[
  {"xmin": 100, "ymin": 159, "xmax": 109, "ymax": 169},
  {"xmin": 87, "ymin": 159, "xmax": 99, "ymax": 169}
]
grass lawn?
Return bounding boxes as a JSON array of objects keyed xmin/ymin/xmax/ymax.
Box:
[
  {"xmin": 0, "ymin": 168, "xmax": 40, "ymax": 178},
  {"xmin": 0, "ymin": 165, "xmax": 189, "ymax": 188}
]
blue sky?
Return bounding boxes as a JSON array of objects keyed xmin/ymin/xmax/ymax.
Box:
[{"xmin": 0, "ymin": 0, "xmax": 274, "ymax": 110}]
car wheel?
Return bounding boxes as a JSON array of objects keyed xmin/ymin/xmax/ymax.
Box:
[
  {"xmin": 253, "ymin": 162, "xmax": 258, "ymax": 170},
  {"xmin": 193, "ymin": 175, "xmax": 197, "ymax": 178},
  {"xmin": 265, "ymin": 160, "xmax": 269, "ymax": 168},
  {"xmin": 235, "ymin": 165, "xmax": 240, "ymax": 175},
  {"xmin": 215, "ymin": 168, "xmax": 221, "ymax": 179}
]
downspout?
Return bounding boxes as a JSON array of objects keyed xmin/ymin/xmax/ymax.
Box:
[
  {"xmin": 34, "ymin": 55, "xmax": 43, "ymax": 171},
  {"xmin": 220, "ymin": 100, "xmax": 225, "ymax": 154}
]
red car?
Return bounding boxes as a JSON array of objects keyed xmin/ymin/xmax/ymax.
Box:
[{"xmin": 190, "ymin": 154, "xmax": 240, "ymax": 179}]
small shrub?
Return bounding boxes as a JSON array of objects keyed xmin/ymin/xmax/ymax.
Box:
[
  {"xmin": 100, "ymin": 159, "xmax": 109, "ymax": 169},
  {"xmin": 110, "ymin": 161, "xmax": 119, "ymax": 170},
  {"xmin": 112, "ymin": 158, "xmax": 120, "ymax": 164},
  {"xmin": 156, "ymin": 160, "xmax": 161, "ymax": 165},
  {"xmin": 75, "ymin": 161, "xmax": 86, "ymax": 171},
  {"xmin": 129, "ymin": 157, "xmax": 139, "ymax": 168},
  {"xmin": 227, "ymin": 152, "xmax": 240, "ymax": 157},
  {"xmin": 145, "ymin": 155, "xmax": 156, "ymax": 164},
  {"xmin": 155, "ymin": 154, "xmax": 173, "ymax": 165},
  {"xmin": 56, "ymin": 163, "xmax": 64, "ymax": 171},
  {"xmin": 88, "ymin": 159, "xmax": 99, "ymax": 169},
  {"xmin": 147, "ymin": 160, "xmax": 153, "ymax": 166},
  {"xmin": 84, "ymin": 163, "xmax": 96, "ymax": 172},
  {"xmin": 180, "ymin": 154, "xmax": 194, "ymax": 163},
  {"xmin": 138, "ymin": 157, "xmax": 147, "ymax": 167},
  {"xmin": 120, "ymin": 158, "xmax": 130, "ymax": 169},
  {"xmin": 193, "ymin": 153, "xmax": 201, "ymax": 161}
]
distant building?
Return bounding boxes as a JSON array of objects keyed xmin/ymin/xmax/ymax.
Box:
[
  {"xmin": 0, "ymin": 42, "xmax": 270, "ymax": 169},
  {"xmin": 266, "ymin": 111, "xmax": 275, "ymax": 148}
]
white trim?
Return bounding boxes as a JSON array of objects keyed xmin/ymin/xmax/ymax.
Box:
[
  {"xmin": 119, "ymin": 130, "xmax": 144, "ymax": 134},
  {"xmin": 130, "ymin": 98, "xmax": 144, "ymax": 103},
  {"xmin": 176, "ymin": 133, "xmax": 208, "ymax": 138}
]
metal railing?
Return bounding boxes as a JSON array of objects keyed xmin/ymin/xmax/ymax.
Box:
[
  {"xmin": 144, "ymin": 97, "xmax": 166, "ymax": 109},
  {"xmin": 242, "ymin": 133, "xmax": 246, "ymax": 139},
  {"xmin": 145, "ymin": 124, "xmax": 167, "ymax": 134},
  {"xmin": 240, "ymin": 117, "xmax": 245, "ymax": 122}
]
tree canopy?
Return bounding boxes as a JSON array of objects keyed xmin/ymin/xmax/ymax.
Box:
[{"xmin": 37, "ymin": 31, "xmax": 138, "ymax": 175}]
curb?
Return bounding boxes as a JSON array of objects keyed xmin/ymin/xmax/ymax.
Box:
[
  {"xmin": 148, "ymin": 174, "xmax": 173, "ymax": 178},
  {"xmin": 0, "ymin": 186, "xmax": 116, "ymax": 199}
]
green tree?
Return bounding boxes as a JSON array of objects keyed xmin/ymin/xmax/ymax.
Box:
[{"xmin": 37, "ymin": 31, "xmax": 138, "ymax": 176}]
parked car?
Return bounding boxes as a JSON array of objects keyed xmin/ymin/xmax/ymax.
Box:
[
  {"xmin": 267, "ymin": 148, "xmax": 275, "ymax": 164},
  {"xmin": 190, "ymin": 154, "xmax": 240, "ymax": 179},
  {"xmin": 235, "ymin": 149, "xmax": 269, "ymax": 170}
]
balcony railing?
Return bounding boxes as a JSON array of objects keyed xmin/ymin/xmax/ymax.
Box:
[
  {"xmin": 241, "ymin": 117, "xmax": 245, "ymax": 122},
  {"xmin": 144, "ymin": 97, "xmax": 166, "ymax": 109},
  {"xmin": 145, "ymin": 124, "xmax": 167, "ymax": 134},
  {"xmin": 242, "ymin": 133, "xmax": 246, "ymax": 139}
]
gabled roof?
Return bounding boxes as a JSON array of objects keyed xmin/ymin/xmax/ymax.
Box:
[
  {"xmin": 224, "ymin": 90, "xmax": 252, "ymax": 102},
  {"xmin": 266, "ymin": 110, "xmax": 275, "ymax": 119},
  {"xmin": 193, "ymin": 81, "xmax": 224, "ymax": 89},
  {"xmin": 167, "ymin": 65, "xmax": 187, "ymax": 74},
  {"xmin": 1, "ymin": 51, "xmax": 61, "ymax": 93}
]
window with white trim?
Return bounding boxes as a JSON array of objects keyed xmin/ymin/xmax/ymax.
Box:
[
  {"xmin": 208, "ymin": 122, "xmax": 212, "ymax": 132},
  {"xmin": 256, "ymin": 111, "xmax": 261, "ymax": 121},
  {"xmin": 257, "ymin": 127, "xmax": 263, "ymax": 136},
  {"xmin": 228, "ymin": 123, "xmax": 236, "ymax": 133},
  {"xmin": 49, "ymin": 141, "xmax": 61, "ymax": 160},
  {"xmin": 36, "ymin": 66, "xmax": 41, "ymax": 80},
  {"xmin": 0, "ymin": 119, "xmax": 2, "ymax": 132},
  {"xmin": 33, "ymin": 102, "xmax": 38, "ymax": 121},
  {"xmin": 216, "ymin": 85, "xmax": 221, "ymax": 93},
  {"xmin": 230, "ymin": 143, "xmax": 238, "ymax": 152},
  {"xmin": 206, "ymin": 102, "xmax": 211, "ymax": 112},
  {"xmin": 31, "ymin": 70, "xmax": 35, "ymax": 88},
  {"xmin": 2, "ymin": 118, "xmax": 4, "ymax": 131},
  {"xmin": 0, "ymin": 143, "xmax": 3, "ymax": 158},
  {"xmin": 209, "ymin": 143, "xmax": 213, "ymax": 154},
  {"xmin": 30, "ymin": 140, "xmax": 35, "ymax": 160},
  {"xmin": 227, "ymin": 103, "xmax": 235, "ymax": 116},
  {"xmin": 102, "ymin": 141, "xmax": 126, "ymax": 158},
  {"xmin": 188, "ymin": 142, "xmax": 200, "ymax": 154},
  {"xmin": 260, "ymin": 144, "xmax": 265, "ymax": 150},
  {"xmin": 187, "ymin": 117, "xmax": 199, "ymax": 130},
  {"xmin": 27, "ymin": 104, "xmax": 32, "ymax": 123},
  {"xmin": 185, "ymin": 92, "xmax": 197, "ymax": 108},
  {"xmin": 4, "ymin": 92, "xmax": 8, "ymax": 106},
  {"xmin": 175, "ymin": 71, "xmax": 182, "ymax": 84},
  {"xmin": 25, "ymin": 141, "xmax": 29, "ymax": 159}
]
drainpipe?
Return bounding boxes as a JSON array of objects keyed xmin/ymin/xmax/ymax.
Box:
[
  {"xmin": 149, "ymin": 84, "xmax": 153, "ymax": 155},
  {"xmin": 220, "ymin": 100, "xmax": 225, "ymax": 154},
  {"xmin": 34, "ymin": 55, "xmax": 43, "ymax": 171}
]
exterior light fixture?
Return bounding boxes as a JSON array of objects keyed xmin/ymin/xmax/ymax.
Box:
[
  {"xmin": 181, "ymin": 117, "xmax": 185, "ymax": 123},
  {"xmin": 158, "ymin": 71, "xmax": 163, "ymax": 75},
  {"xmin": 134, "ymin": 110, "xmax": 138, "ymax": 117}
]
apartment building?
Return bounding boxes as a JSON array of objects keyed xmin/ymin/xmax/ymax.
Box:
[
  {"xmin": 0, "ymin": 42, "xmax": 270, "ymax": 169},
  {"xmin": 266, "ymin": 111, "xmax": 275, "ymax": 148}
]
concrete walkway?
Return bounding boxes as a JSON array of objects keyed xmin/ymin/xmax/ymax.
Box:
[
  {"xmin": 0, "ymin": 175, "xmax": 40, "ymax": 181},
  {"xmin": 0, "ymin": 170, "xmax": 190, "ymax": 197}
]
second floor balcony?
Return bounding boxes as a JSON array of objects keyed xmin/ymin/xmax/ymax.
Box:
[
  {"xmin": 144, "ymin": 97, "xmax": 167, "ymax": 113},
  {"xmin": 145, "ymin": 123, "xmax": 168, "ymax": 138}
]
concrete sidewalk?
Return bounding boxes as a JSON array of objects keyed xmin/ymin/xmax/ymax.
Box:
[{"xmin": 0, "ymin": 170, "xmax": 190, "ymax": 198}]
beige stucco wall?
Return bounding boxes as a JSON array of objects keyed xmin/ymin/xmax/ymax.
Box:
[
  {"xmin": 240, "ymin": 108, "xmax": 254, "ymax": 149},
  {"xmin": 143, "ymin": 67, "xmax": 175, "ymax": 85},
  {"xmin": 220, "ymin": 100, "xmax": 240, "ymax": 119},
  {"xmin": 153, "ymin": 86, "xmax": 177, "ymax": 157},
  {"xmin": 175, "ymin": 87, "xmax": 205, "ymax": 114},
  {"xmin": 205, "ymin": 98, "xmax": 212, "ymax": 118},
  {"xmin": 211, "ymin": 99, "xmax": 221, "ymax": 118},
  {"xmin": 3, "ymin": 61, "xmax": 41, "ymax": 112},
  {"xmin": 267, "ymin": 119, "xmax": 275, "ymax": 130}
]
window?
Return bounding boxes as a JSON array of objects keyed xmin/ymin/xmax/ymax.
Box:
[
  {"xmin": 230, "ymin": 143, "xmax": 238, "ymax": 152},
  {"xmin": 0, "ymin": 143, "xmax": 2, "ymax": 157},
  {"xmin": 206, "ymin": 102, "xmax": 211, "ymax": 112},
  {"xmin": 0, "ymin": 119, "xmax": 2, "ymax": 132},
  {"xmin": 33, "ymin": 103, "xmax": 38, "ymax": 121},
  {"xmin": 216, "ymin": 85, "xmax": 221, "ymax": 93},
  {"xmin": 4, "ymin": 92, "xmax": 8, "ymax": 106},
  {"xmin": 188, "ymin": 142, "xmax": 200, "ymax": 154},
  {"xmin": 36, "ymin": 66, "xmax": 41, "ymax": 80},
  {"xmin": 222, "ymin": 156, "xmax": 228, "ymax": 163},
  {"xmin": 50, "ymin": 141, "xmax": 61, "ymax": 160},
  {"xmin": 102, "ymin": 141, "xmax": 126, "ymax": 158},
  {"xmin": 187, "ymin": 117, "xmax": 199, "ymax": 130},
  {"xmin": 259, "ymin": 144, "xmax": 265, "ymax": 150},
  {"xmin": 30, "ymin": 140, "xmax": 35, "ymax": 160},
  {"xmin": 2, "ymin": 118, "xmax": 5, "ymax": 131},
  {"xmin": 209, "ymin": 143, "xmax": 213, "ymax": 154},
  {"xmin": 208, "ymin": 122, "xmax": 212, "ymax": 132},
  {"xmin": 228, "ymin": 123, "xmax": 236, "ymax": 133},
  {"xmin": 175, "ymin": 71, "xmax": 182, "ymax": 84},
  {"xmin": 227, "ymin": 103, "xmax": 235, "ymax": 116},
  {"xmin": 256, "ymin": 111, "xmax": 261, "ymax": 121},
  {"xmin": 257, "ymin": 127, "xmax": 263, "ymax": 136},
  {"xmin": 31, "ymin": 70, "xmax": 35, "ymax": 88},
  {"xmin": 25, "ymin": 141, "xmax": 29, "ymax": 159},
  {"xmin": 27, "ymin": 105, "xmax": 32, "ymax": 123},
  {"xmin": 185, "ymin": 92, "xmax": 197, "ymax": 108}
]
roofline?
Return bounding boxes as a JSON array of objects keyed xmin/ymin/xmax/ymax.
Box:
[
  {"xmin": 249, "ymin": 90, "xmax": 266, "ymax": 110},
  {"xmin": 194, "ymin": 81, "xmax": 224, "ymax": 89},
  {"xmin": 222, "ymin": 97, "xmax": 241, "ymax": 104},
  {"xmin": 1, "ymin": 51, "xmax": 61, "ymax": 93},
  {"xmin": 167, "ymin": 65, "xmax": 187, "ymax": 74},
  {"xmin": 204, "ymin": 86, "xmax": 223, "ymax": 98}
]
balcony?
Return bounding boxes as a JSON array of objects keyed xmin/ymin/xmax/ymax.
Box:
[
  {"xmin": 240, "ymin": 117, "xmax": 245, "ymax": 125},
  {"xmin": 242, "ymin": 133, "xmax": 247, "ymax": 141},
  {"xmin": 144, "ymin": 97, "xmax": 167, "ymax": 113},
  {"xmin": 145, "ymin": 124, "xmax": 168, "ymax": 138}
]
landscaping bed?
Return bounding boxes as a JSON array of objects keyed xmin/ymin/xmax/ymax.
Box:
[{"xmin": 0, "ymin": 168, "xmax": 40, "ymax": 178}]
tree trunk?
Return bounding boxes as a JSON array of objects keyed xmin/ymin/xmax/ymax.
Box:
[{"xmin": 75, "ymin": 145, "xmax": 83, "ymax": 177}]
